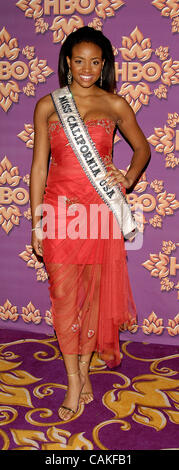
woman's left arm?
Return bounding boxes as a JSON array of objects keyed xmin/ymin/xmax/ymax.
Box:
[{"xmin": 104, "ymin": 96, "xmax": 151, "ymax": 189}]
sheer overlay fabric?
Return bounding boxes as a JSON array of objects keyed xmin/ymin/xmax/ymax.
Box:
[{"xmin": 42, "ymin": 118, "xmax": 137, "ymax": 368}]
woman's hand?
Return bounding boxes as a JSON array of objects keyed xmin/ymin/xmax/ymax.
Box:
[
  {"xmin": 31, "ymin": 230, "xmax": 43, "ymax": 257},
  {"xmin": 103, "ymin": 162, "xmax": 133, "ymax": 189}
]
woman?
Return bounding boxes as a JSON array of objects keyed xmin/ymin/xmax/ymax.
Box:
[{"xmin": 30, "ymin": 26, "xmax": 150, "ymax": 421}]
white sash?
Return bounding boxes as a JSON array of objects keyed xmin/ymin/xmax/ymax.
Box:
[{"xmin": 51, "ymin": 86, "xmax": 138, "ymax": 240}]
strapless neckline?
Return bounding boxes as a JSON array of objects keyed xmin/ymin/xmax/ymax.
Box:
[{"xmin": 48, "ymin": 118, "xmax": 116, "ymax": 127}]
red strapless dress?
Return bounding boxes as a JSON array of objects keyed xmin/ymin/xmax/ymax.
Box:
[{"xmin": 42, "ymin": 119, "xmax": 137, "ymax": 368}]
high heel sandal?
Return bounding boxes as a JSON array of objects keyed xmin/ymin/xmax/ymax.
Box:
[
  {"xmin": 58, "ymin": 370, "xmax": 81, "ymax": 421},
  {"xmin": 79, "ymin": 360, "xmax": 94, "ymax": 404}
]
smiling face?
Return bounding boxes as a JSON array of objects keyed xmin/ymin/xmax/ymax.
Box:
[{"xmin": 66, "ymin": 41, "xmax": 104, "ymax": 89}]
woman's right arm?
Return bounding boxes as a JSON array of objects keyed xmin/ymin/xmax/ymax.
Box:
[{"xmin": 30, "ymin": 97, "xmax": 51, "ymax": 256}]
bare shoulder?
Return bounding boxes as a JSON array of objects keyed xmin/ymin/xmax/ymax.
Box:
[
  {"xmin": 34, "ymin": 94, "xmax": 54, "ymax": 123},
  {"xmin": 103, "ymin": 91, "xmax": 135, "ymax": 123}
]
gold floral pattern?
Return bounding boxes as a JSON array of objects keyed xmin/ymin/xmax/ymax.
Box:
[
  {"xmin": 167, "ymin": 313, "xmax": 179, "ymax": 336},
  {"xmin": 117, "ymin": 26, "xmax": 179, "ymax": 112},
  {"xmin": 0, "ymin": 300, "xmax": 19, "ymax": 322},
  {"xmin": 155, "ymin": 46, "xmax": 169, "ymax": 61},
  {"xmin": 149, "ymin": 214, "xmax": 162, "ymax": 228},
  {"xmin": 160, "ymin": 277, "xmax": 174, "ymax": 291},
  {"xmin": 162, "ymin": 240, "xmax": 177, "ymax": 254},
  {"xmin": 119, "ymin": 82, "xmax": 152, "ymax": 113},
  {"xmin": 22, "ymin": 45, "xmax": 35, "ymax": 60},
  {"xmin": 172, "ymin": 16, "xmax": 179, "ymax": 33},
  {"xmin": 88, "ymin": 17, "xmax": 103, "ymax": 30},
  {"xmin": 0, "ymin": 2, "xmax": 178, "ymax": 393},
  {"xmin": 0, "ymin": 155, "xmax": 30, "ymax": 233},
  {"xmin": 148, "ymin": 125, "xmax": 175, "ymax": 154},
  {"xmin": 142, "ymin": 239, "xmax": 179, "ymax": 303},
  {"xmin": 148, "ymin": 112, "xmax": 179, "ymax": 168},
  {"xmin": 0, "ymin": 336, "xmax": 178, "ymax": 450},
  {"xmin": 152, "ymin": 0, "xmax": 179, "ymax": 32},
  {"xmin": 142, "ymin": 312, "xmax": 164, "ymax": 335},
  {"xmin": 23, "ymin": 82, "xmax": 36, "ymax": 96},
  {"xmin": 119, "ymin": 26, "xmax": 153, "ymax": 61},
  {"xmin": 154, "ymin": 84, "xmax": 168, "ymax": 99},
  {"xmin": 16, "ymin": 1, "xmax": 125, "ymax": 43},
  {"xmin": 22, "ymin": 302, "xmax": 42, "ymax": 324},
  {"xmin": 167, "ymin": 112, "xmax": 179, "ymax": 127},
  {"xmin": 0, "ymin": 27, "xmax": 53, "ymax": 112},
  {"xmin": 18, "ymin": 124, "xmax": 34, "ymax": 148},
  {"xmin": 35, "ymin": 18, "xmax": 49, "ymax": 34}
]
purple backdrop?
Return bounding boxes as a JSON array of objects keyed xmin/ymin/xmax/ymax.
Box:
[{"xmin": 0, "ymin": 0, "xmax": 179, "ymax": 344}]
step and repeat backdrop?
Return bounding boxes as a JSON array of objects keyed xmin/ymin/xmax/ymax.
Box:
[{"xmin": 0, "ymin": 0, "xmax": 179, "ymax": 344}]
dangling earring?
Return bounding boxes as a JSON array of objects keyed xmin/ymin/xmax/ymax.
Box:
[
  {"xmin": 100, "ymin": 69, "xmax": 103, "ymax": 87},
  {"xmin": 67, "ymin": 68, "xmax": 72, "ymax": 85}
]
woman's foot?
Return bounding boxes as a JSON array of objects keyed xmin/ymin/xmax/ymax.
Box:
[
  {"xmin": 58, "ymin": 370, "xmax": 85, "ymax": 421},
  {"xmin": 79, "ymin": 360, "xmax": 94, "ymax": 405}
]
